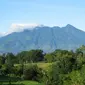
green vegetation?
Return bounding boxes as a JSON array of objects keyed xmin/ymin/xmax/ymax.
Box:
[
  {"xmin": 0, "ymin": 46, "xmax": 85, "ymax": 85},
  {"xmin": 0, "ymin": 80, "xmax": 43, "ymax": 85},
  {"xmin": 17, "ymin": 81, "xmax": 43, "ymax": 85}
]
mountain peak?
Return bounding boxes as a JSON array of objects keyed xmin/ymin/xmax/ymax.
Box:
[
  {"xmin": 66, "ymin": 24, "xmax": 75, "ymax": 28},
  {"xmin": 63, "ymin": 24, "xmax": 77, "ymax": 31},
  {"xmin": 0, "ymin": 24, "xmax": 85, "ymax": 53}
]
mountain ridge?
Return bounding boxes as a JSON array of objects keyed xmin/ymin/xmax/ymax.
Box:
[{"xmin": 0, "ymin": 24, "xmax": 85, "ymax": 53}]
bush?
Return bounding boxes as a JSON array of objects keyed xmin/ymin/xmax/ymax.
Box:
[{"xmin": 22, "ymin": 64, "xmax": 43, "ymax": 82}]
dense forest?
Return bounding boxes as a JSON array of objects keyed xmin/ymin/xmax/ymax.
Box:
[{"xmin": 0, "ymin": 45, "xmax": 85, "ymax": 85}]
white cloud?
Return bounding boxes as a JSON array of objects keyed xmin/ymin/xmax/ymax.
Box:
[
  {"xmin": 0, "ymin": 32, "xmax": 6, "ymax": 37},
  {"xmin": 4, "ymin": 23, "xmax": 42, "ymax": 35},
  {"xmin": 0, "ymin": 23, "xmax": 44, "ymax": 37},
  {"xmin": 10, "ymin": 23, "xmax": 40, "ymax": 31}
]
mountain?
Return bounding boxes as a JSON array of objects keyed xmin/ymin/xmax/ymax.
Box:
[{"xmin": 0, "ymin": 24, "xmax": 85, "ymax": 53}]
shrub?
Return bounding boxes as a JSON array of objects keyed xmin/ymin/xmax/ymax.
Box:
[{"xmin": 22, "ymin": 64, "xmax": 43, "ymax": 82}]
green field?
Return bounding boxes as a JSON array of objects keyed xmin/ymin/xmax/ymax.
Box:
[
  {"xmin": 15, "ymin": 62, "xmax": 52, "ymax": 70},
  {"xmin": 0, "ymin": 81, "xmax": 43, "ymax": 85},
  {"xmin": 15, "ymin": 81, "xmax": 43, "ymax": 85}
]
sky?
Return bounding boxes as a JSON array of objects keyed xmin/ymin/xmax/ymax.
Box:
[{"xmin": 0, "ymin": 0, "xmax": 85, "ymax": 34}]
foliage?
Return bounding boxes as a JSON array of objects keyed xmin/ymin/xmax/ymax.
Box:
[
  {"xmin": 1, "ymin": 46, "xmax": 85, "ymax": 85},
  {"xmin": 17, "ymin": 50, "xmax": 44, "ymax": 63},
  {"xmin": 22, "ymin": 64, "xmax": 43, "ymax": 82}
]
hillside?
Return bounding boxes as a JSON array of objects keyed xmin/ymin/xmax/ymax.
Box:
[{"xmin": 0, "ymin": 24, "xmax": 85, "ymax": 53}]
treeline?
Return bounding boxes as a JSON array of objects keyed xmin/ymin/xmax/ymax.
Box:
[
  {"xmin": 0, "ymin": 50, "xmax": 44, "ymax": 65},
  {"xmin": 0, "ymin": 45, "xmax": 85, "ymax": 85}
]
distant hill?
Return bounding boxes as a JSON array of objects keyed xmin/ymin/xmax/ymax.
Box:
[{"xmin": 0, "ymin": 24, "xmax": 85, "ymax": 53}]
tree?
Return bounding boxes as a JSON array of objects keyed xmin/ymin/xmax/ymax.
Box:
[
  {"xmin": 17, "ymin": 50, "xmax": 44, "ymax": 63},
  {"xmin": 5, "ymin": 53, "xmax": 16, "ymax": 66},
  {"xmin": 17, "ymin": 51, "xmax": 28, "ymax": 64},
  {"xmin": 27, "ymin": 50, "xmax": 44, "ymax": 62},
  {"xmin": 44, "ymin": 53, "xmax": 55, "ymax": 62},
  {"xmin": 22, "ymin": 64, "xmax": 43, "ymax": 81},
  {"xmin": 0, "ymin": 55, "xmax": 5, "ymax": 65},
  {"xmin": 44, "ymin": 55, "xmax": 76, "ymax": 85}
]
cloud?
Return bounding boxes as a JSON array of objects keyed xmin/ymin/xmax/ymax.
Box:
[
  {"xmin": 5, "ymin": 23, "xmax": 41, "ymax": 35},
  {"xmin": 10, "ymin": 23, "xmax": 40, "ymax": 31},
  {"xmin": 0, "ymin": 32, "xmax": 6, "ymax": 37},
  {"xmin": 0, "ymin": 23, "xmax": 44, "ymax": 37}
]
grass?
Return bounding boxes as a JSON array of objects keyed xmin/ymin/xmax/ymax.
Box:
[
  {"xmin": 36, "ymin": 62, "xmax": 52, "ymax": 70},
  {"xmin": 0, "ymin": 81, "xmax": 44, "ymax": 85},
  {"xmin": 0, "ymin": 76, "xmax": 44, "ymax": 85},
  {"xmin": 15, "ymin": 62, "xmax": 52, "ymax": 71},
  {"xmin": 16, "ymin": 81, "xmax": 44, "ymax": 85}
]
